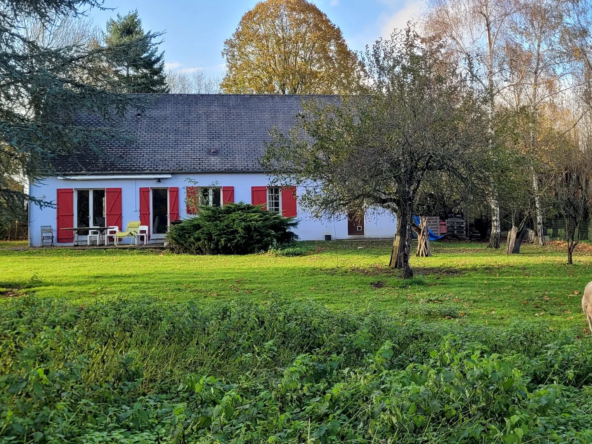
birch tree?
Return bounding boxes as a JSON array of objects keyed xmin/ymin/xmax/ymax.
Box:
[
  {"xmin": 502, "ymin": 0, "xmax": 569, "ymax": 246},
  {"xmin": 426, "ymin": 0, "xmax": 519, "ymax": 248}
]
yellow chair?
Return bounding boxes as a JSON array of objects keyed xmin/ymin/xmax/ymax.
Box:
[{"xmin": 114, "ymin": 221, "xmax": 141, "ymax": 246}]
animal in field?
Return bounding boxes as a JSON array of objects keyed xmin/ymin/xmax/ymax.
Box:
[{"xmin": 583, "ymin": 282, "xmax": 592, "ymax": 333}]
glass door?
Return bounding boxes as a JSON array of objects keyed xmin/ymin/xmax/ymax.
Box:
[
  {"xmin": 76, "ymin": 189, "xmax": 105, "ymax": 236},
  {"xmin": 151, "ymin": 188, "xmax": 169, "ymax": 238}
]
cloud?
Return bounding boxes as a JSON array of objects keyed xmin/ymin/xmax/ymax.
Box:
[
  {"xmin": 165, "ymin": 62, "xmax": 182, "ymax": 70},
  {"xmin": 379, "ymin": 0, "xmax": 427, "ymax": 38},
  {"xmin": 166, "ymin": 62, "xmax": 204, "ymax": 74},
  {"xmin": 178, "ymin": 67, "xmax": 203, "ymax": 74}
]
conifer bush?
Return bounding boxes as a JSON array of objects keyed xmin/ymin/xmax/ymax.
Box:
[{"xmin": 167, "ymin": 203, "xmax": 298, "ymax": 255}]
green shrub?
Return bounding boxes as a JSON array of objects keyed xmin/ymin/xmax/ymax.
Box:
[{"xmin": 167, "ymin": 203, "xmax": 298, "ymax": 255}]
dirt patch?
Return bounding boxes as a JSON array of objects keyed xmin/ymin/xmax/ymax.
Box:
[
  {"xmin": 341, "ymin": 266, "xmax": 398, "ymax": 276},
  {"xmin": 548, "ymin": 241, "xmax": 592, "ymax": 254},
  {"xmin": 1, "ymin": 288, "xmax": 25, "ymax": 298},
  {"xmin": 412, "ymin": 267, "xmax": 463, "ymax": 276},
  {"xmin": 370, "ymin": 281, "xmax": 386, "ymax": 289},
  {"xmin": 335, "ymin": 266, "xmax": 462, "ymax": 278}
]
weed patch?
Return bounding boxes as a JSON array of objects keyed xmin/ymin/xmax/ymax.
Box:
[{"xmin": 1, "ymin": 297, "xmax": 592, "ymax": 442}]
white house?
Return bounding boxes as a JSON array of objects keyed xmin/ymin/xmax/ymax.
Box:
[{"xmin": 29, "ymin": 95, "xmax": 397, "ymax": 246}]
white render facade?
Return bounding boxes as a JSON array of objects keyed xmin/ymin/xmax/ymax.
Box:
[
  {"xmin": 29, "ymin": 95, "xmax": 399, "ymax": 246},
  {"xmin": 28, "ymin": 173, "xmax": 398, "ymax": 246}
]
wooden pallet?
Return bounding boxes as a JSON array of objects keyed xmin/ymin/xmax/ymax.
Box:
[{"xmin": 446, "ymin": 218, "xmax": 466, "ymax": 237}]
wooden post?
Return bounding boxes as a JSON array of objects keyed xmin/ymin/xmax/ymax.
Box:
[{"xmin": 416, "ymin": 217, "xmax": 432, "ymax": 257}]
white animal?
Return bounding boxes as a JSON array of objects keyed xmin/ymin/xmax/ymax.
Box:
[{"xmin": 582, "ymin": 282, "xmax": 592, "ymax": 333}]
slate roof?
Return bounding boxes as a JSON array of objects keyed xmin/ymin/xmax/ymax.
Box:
[{"xmin": 52, "ymin": 94, "xmax": 335, "ymax": 175}]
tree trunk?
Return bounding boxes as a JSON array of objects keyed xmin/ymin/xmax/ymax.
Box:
[
  {"xmin": 390, "ymin": 202, "xmax": 414, "ymax": 278},
  {"xmin": 506, "ymin": 226, "xmax": 517, "ymax": 254},
  {"xmin": 416, "ymin": 217, "xmax": 432, "ymax": 257},
  {"xmin": 532, "ymin": 172, "xmax": 545, "ymax": 246},
  {"xmin": 506, "ymin": 212, "xmax": 529, "ymax": 254},
  {"xmin": 512, "ymin": 227, "xmax": 528, "ymax": 254},
  {"xmin": 488, "ymin": 194, "xmax": 501, "ymax": 249},
  {"xmin": 485, "ymin": 56, "xmax": 500, "ymax": 250},
  {"xmin": 566, "ymin": 217, "xmax": 579, "ymax": 265}
]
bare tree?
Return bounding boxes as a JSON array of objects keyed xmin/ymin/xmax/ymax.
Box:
[
  {"xmin": 22, "ymin": 13, "xmax": 102, "ymax": 48},
  {"xmin": 553, "ymin": 148, "xmax": 592, "ymax": 264},
  {"xmin": 166, "ymin": 70, "xmax": 222, "ymax": 94}
]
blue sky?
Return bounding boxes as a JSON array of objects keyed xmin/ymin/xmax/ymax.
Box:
[{"xmin": 89, "ymin": 0, "xmax": 426, "ymax": 77}]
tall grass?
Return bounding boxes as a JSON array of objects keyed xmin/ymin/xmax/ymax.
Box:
[{"xmin": 1, "ymin": 297, "xmax": 592, "ymax": 442}]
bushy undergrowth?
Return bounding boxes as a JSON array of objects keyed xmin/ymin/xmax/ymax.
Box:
[
  {"xmin": 167, "ymin": 204, "xmax": 297, "ymax": 255},
  {"xmin": 1, "ymin": 297, "xmax": 592, "ymax": 443}
]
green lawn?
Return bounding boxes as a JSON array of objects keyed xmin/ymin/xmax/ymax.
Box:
[{"xmin": 2, "ymin": 240, "xmax": 590, "ymax": 328}]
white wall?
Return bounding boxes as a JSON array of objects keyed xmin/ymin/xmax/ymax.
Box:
[{"xmin": 29, "ymin": 174, "xmax": 397, "ymax": 246}]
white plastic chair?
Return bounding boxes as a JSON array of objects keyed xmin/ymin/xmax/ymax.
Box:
[
  {"xmin": 104, "ymin": 226, "xmax": 119, "ymax": 246},
  {"xmin": 87, "ymin": 229, "xmax": 101, "ymax": 246},
  {"xmin": 135, "ymin": 225, "xmax": 149, "ymax": 246}
]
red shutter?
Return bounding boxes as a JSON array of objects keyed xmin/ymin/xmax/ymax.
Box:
[
  {"xmin": 169, "ymin": 187, "xmax": 179, "ymax": 221},
  {"xmin": 56, "ymin": 189, "xmax": 74, "ymax": 243},
  {"xmin": 222, "ymin": 186, "xmax": 235, "ymax": 205},
  {"xmin": 105, "ymin": 188, "xmax": 122, "ymax": 230},
  {"xmin": 282, "ymin": 186, "xmax": 297, "ymax": 217},
  {"xmin": 251, "ymin": 186, "xmax": 267, "ymax": 210},
  {"xmin": 140, "ymin": 187, "xmax": 151, "ymax": 231},
  {"xmin": 186, "ymin": 186, "xmax": 199, "ymax": 214}
]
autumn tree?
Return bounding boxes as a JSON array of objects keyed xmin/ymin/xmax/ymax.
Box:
[
  {"xmin": 263, "ymin": 30, "xmax": 489, "ymax": 278},
  {"xmin": 221, "ymin": 0, "xmax": 359, "ymax": 94}
]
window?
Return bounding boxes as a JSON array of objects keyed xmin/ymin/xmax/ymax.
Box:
[
  {"xmin": 200, "ymin": 187, "xmax": 221, "ymax": 207},
  {"xmin": 76, "ymin": 189, "xmax": 105, "ymax": 235},
  {"xmin": 267, "ymin": 187, "xmax": 281, "ymax": 213}
]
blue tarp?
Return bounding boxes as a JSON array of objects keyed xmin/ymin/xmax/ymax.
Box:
[{"xmin": 414, "ymin": 216, "xmax": 446, "ymax": 241}]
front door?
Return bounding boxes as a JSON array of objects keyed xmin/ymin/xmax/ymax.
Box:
[
  {"xmin": 151, "ymin": 188, "xmax": 169, "ymax": 238},
  {"xmin": 348, "ymin": 210, "xmax": 365, "ymax": 236}
]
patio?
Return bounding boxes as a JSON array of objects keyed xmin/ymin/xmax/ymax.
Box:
[{"xmin": 4, "ymin": 242, "xmax": 167, "ymax": 251}]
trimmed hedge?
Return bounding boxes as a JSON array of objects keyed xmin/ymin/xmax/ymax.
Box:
[{"xmin": 167, "ymin": 203, "xmax": 298, "ymax": 254}]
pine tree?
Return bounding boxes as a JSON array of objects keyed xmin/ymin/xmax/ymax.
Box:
[{"xmin": 104, "ymin": 11, "xmax": 168, "ymax": 93}]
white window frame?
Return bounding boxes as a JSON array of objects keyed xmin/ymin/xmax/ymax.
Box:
[
  {"xmin": 267, "ymin": 187, "xmax": 282, "ymax": 214},
  {"xmin": 74, "ymin": 188, "xmax": 106, "ymax": 230},
  {"xmin": 200, "ymin": 187, "xmax": 223, "ymax": 207}
]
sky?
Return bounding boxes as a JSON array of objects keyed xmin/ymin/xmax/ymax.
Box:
[{"xmin": 89, "ymin": 0, "xmax": 427, "ymax": 78}]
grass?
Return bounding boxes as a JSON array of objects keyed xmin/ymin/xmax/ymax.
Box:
[
  {"xmin": 2, "ymin": 240, "xmax": 591, "ymax": 329},
  {"xmin": 0, "ymin": 240, "xmax": 27, "ymax": 249}
]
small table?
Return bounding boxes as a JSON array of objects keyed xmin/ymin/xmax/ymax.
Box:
[{"xmin": 61, "ymin": 227, "xmax": 110, "ymax": 246}]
